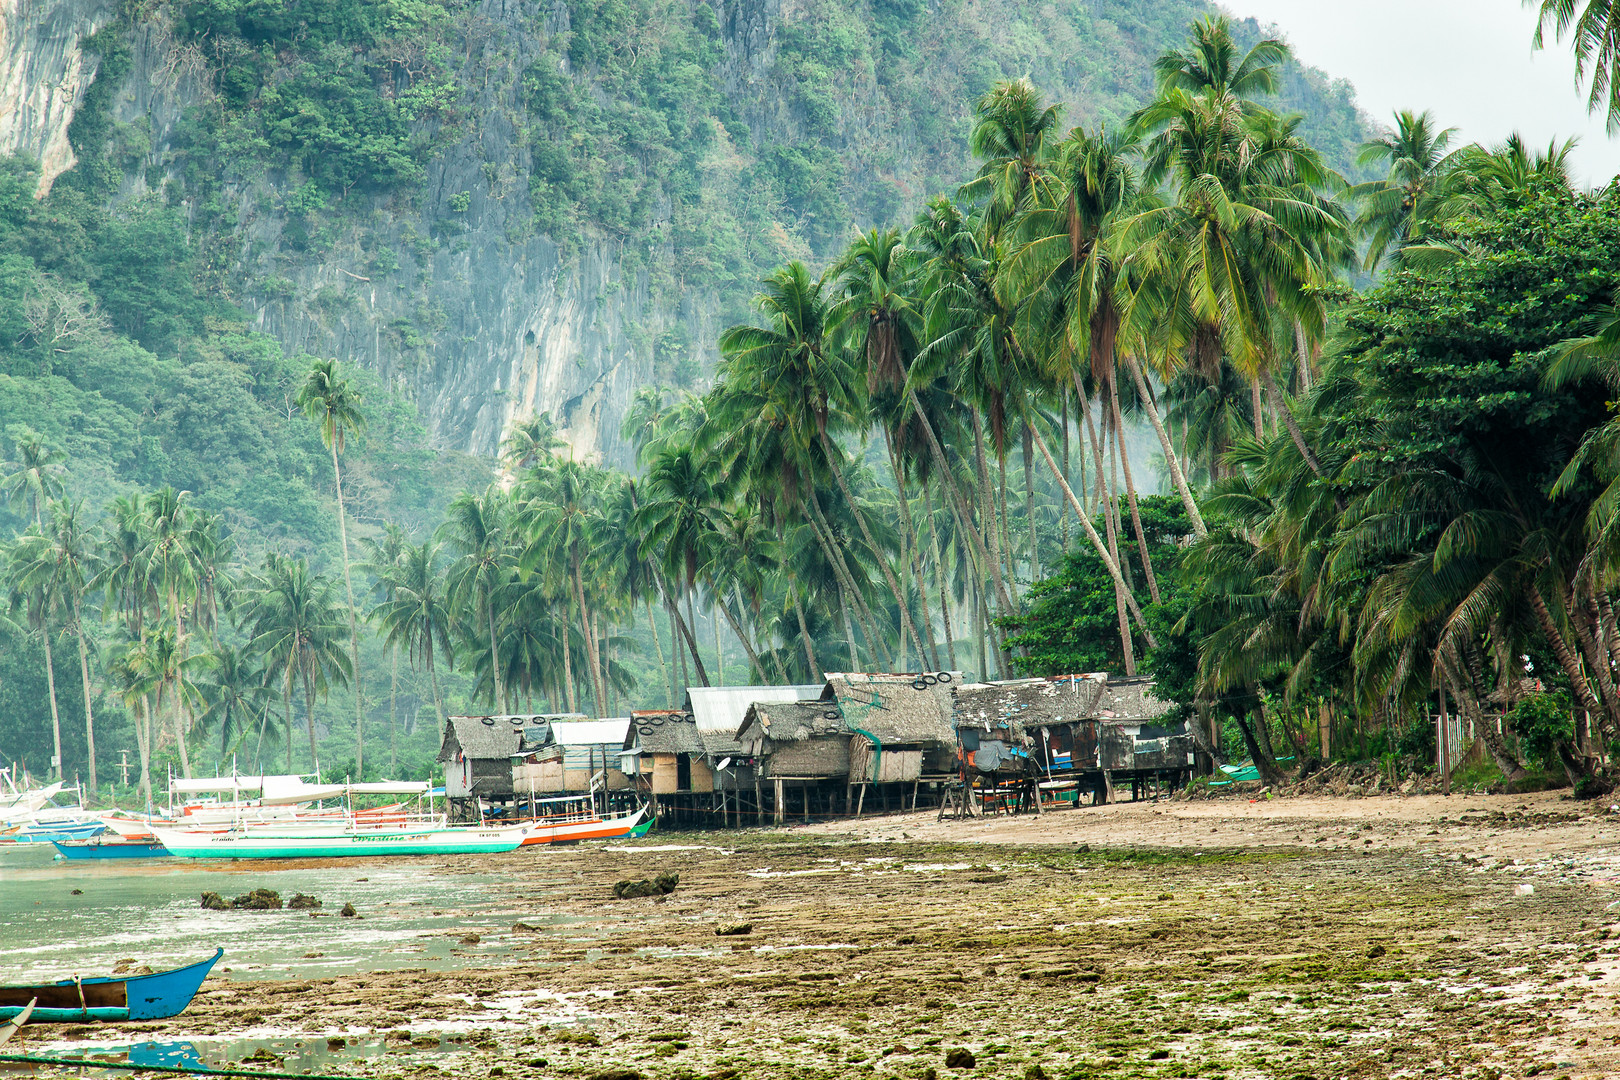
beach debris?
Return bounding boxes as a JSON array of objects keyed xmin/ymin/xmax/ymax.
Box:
[
  {"xmin": 461, "ymin": 933, "xmax": 482, "ymax": 946},
  {"xmin": 200, "ymin": 892, "xmax": 230, "ymax": 911},
  {"xmin": 945, "ymin": 1047, "xmax": 977, "ymax": 1069},
  {"xmin": 512, "ymin": 922, "xmax": 542, "ymax": 932},
  {"xmin": 612, "ymin": 872, "xmax": 679, "ymax": 899},
  {"xmin": 288, "ymin": 893, "xmax": 322, "ymax": 910},
  {"xmin": 340, "ymin": 902, "xmax": 358, "ymax": 917},
  {"xmin": 1516, "ymin": 884, "xmax": 1535, "ymax": 896},
  {"xmin": 715, "ymin": 922, "xmax": 753, "ymax": 936}
]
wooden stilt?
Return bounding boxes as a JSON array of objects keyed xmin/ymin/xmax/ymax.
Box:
[
  {"xmin": 855, "ymin": 783, "xmax": 867, "ymax": 818},
  {"xmin": 774, "ymin": 778, "xmax": 785, "ymax": 825}
]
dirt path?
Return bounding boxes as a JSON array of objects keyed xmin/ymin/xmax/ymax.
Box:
[{"xmin": 19, "ymin": 791, "xmax": 1620, "ymax": 1080}]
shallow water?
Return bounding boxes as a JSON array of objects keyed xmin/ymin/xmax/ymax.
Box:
[
  {"xmin": 3, "ymin": 1034, "xmax": 468, "ymax": 1077},
  {"xmin": 0, "ymin": 843, "xmax": 589, "ymax": 984}
]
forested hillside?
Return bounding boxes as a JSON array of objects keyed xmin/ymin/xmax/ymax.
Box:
[{"xmin": 0, "ymin": 0, "xmax": 1381, "ymax": 790}]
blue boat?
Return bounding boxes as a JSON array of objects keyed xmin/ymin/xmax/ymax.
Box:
[
  {"xmin": 11, "ymin": 818, "xmax": 107, "ymax": 844},
  {"xmin": 0, "ymin": 949, "xmax": 222, "ymax": 1023},
  {"xmin": 51, "ymin": 837, "xmax": 169, "ymax": 859}
]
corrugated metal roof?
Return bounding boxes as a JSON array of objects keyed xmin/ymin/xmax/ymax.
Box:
[
  {"xmin": 1098, "ymin": 678, "xmax": 1173, "ymax": 721},
  {"xmin": 548, "ymin": 718, "xmax": 633, "ymax": 746},
  {"xmin": 686, "ymin": 685, "xmax": 824, "ymax": 733}
]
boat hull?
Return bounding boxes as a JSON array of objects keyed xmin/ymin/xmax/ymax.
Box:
[
  {"xmin": 519, "ymin": 807, "xmax": 648, "ymax": 846},
  {"xmin": 52, "ymin": 839, "xmax": 169, "ymax": 860},
  {"xmin": 149, "ymin": 823, "xmax": 529, "ymax": 858},
  {"xmin": 0, "ymin": 948, "xmax": 222, "ymax": 1023}
]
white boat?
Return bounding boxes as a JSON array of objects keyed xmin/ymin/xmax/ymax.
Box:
[
  {"xmin": 149, "ymin": 819, "xmax": 531, "ymax": 858},
  {"xmin": 0, "ymin": 780, "xmax": 66, "ymax": 826},
  {"xmin": 516, "ymin": 799, "xmax": 650, "ymax": 845}
]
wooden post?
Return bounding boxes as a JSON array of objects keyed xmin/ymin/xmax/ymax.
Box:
[
  {"xmin": 855, "ymin": 783, "xmax": 867, "ymax": 818},
  {"xmin": 753, "ymin": 775, "xmax": 762, "ymax": 826},
  {"xmin": 1102, "ymin": 770, "xmax": 1115, "ymax": 805},
  {"xmin": 1438, "ymin": 684, "xmax": 1451, "ymax": 796},
  {"xmin": 774, "ymin": 778, "xmax": 785, "ymax": 825},
  {"xmin": 1318, "ymin": 701, "xmax": 1331, "ymax": 760},
  {"xmin": 912, "ymin": 777, "xmax": 920, "ymax": 811}
]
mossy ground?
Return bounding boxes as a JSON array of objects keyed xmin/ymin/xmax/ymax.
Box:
[{"xmin": 25, "ymin": 797, "xmax": 1620, "ymax": 1079}]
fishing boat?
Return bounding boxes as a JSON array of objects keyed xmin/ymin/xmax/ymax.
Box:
[
  {"xmin": 149, "ymin": 819, "xmax": 531, "ymax": 858},
  {"xmin": 0, "ymin": 779, "xmax": 65, "ymax": 825},
  {"xmin": 515, "ymin": 797, "xmax": 650, "ymax": 845},
  {"xmin": 0, "ymin": 949, "xmax": 222, "ymax": 1023},
  {"xmin": 52, "ymin": 836, "xmax": 170, "ymax": 860}
]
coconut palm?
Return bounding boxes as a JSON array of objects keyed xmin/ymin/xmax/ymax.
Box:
[
  {"xmin": 296, "ymin": 358, "xmax": 367, "ymax": 775},
  {"xmin": 4, "ymin": 535, "xmax": 66, "ymax": 780},
  {"xmin": 10, "ymin": 499, "xmax": 102, "ymax": 793},
  {"xmin": 440, "ymin": 487, "xmax": 516, "ymax": 713},
  {"xmin": 245, "ymin": 553, "xmax": 352, "ymax": 772},
  {"xmin": 2, "ymin": 436, "xmax": 65, "ymax": 527},
  {"xmin": 373, "ymin": 540, "xmax": 454, "ymax": 734},
  {"xmin": 197, "ymin": 643, "xmax": 274, "ymax": 762},
  {"xmin": 358, "ymin": 523, "xmax": 411, "ymax": 771},
  {"xmin": 1349, "ymin": 109, "xmax": 1463, "ymax": 271},
  {"xmin": 1529, "ymin": 0, "xmax": 1620, "ymax": 132}
]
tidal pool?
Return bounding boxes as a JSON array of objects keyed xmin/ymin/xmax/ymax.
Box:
[{"xmin": 0, "ymin": 843, "xmax": 590, "ymax": 985}]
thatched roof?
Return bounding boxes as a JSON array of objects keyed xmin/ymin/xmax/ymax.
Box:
[
  {"xmin": 627, "ymin": 710, "xmax": 706, "ymax": 755},
  {"xmin": 738, "ymin": 700, "xmax": 846, "ymax": 745},
  {"xmin": 1097, "ymin": 677, "xmax": 1172, "ymax": 721},
  {"xmin": 438, "ymin": 715, "xmax": 526, "ymax": 761},
  {"xmin": 953, "ymin": 676, "xmax": 1107, "ymax": 735},
  {"xmin": 823, "ymin": 672, "xmax": 960, "ymax": 746}
]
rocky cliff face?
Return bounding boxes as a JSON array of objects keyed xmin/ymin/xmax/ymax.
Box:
[{"xmin": 1, "ymin": 0, "xmax": 735, "ymax": 467}]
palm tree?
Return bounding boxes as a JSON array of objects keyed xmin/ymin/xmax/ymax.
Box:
[
  {"xmin": 143, "ymin": 487, "xmax": 199, "ymax": 777},
  {"xmin": 1349, "ymin": 109, "xmax": 1463, "ymax": 271},
  {"xmin": 960, "ymin": 77, "xmax": 1064, "ymax": 240},
  {"xmin": 246, "ymin": 554, "xmax": 351, "ymax": 772},
  {"xmin": 358, "ymin": 523, "xmax": 411, "ymax": 771},
  {"xmin": 1529, "ymin": 0, "xmax": 1620, "ymax": 132},
  {"xmin": 11, "ymin": 499, "xmax": 101, "ymax": 793},
  {"xmin": 5, "ymin": 537, "xmax": 65, "ymax": 780},
  {"xmin": 718, "ymin": 260, "xmax": 925, "ymax": 668},
  {"xmin": 197, "ymin": 643, "xmax": 274, "ymax": 762},
  {"xmin": 296, "ymin": 358, "xmax": 367, "ymax": 775},
  {"xmin": 2, "ymin": 435, "xmax": 65, "ymax": 527},
  {"xmin": 631, "ymin": 443, "xmax": 719, "ymax": 687},
  {"xmin": 518, "ymin": 460, "xmax": 609, "ymax": 712},
  {"xmin": 440, "ymin": 487, "xmax": 516, "ymax": 713},
  {"xmin": 105, "ymin": 634, "xmax": 160, "ymax": 803},
  {"xmin": 502, "ymin": 413, "xmax": 565, "ymax": 472},
  {"xmin": 373, "ymin": 541, "xmax": 454, "ymax": 734}
]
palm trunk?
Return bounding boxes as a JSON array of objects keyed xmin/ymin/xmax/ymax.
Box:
[
  {"xmin": 791, "ymin": 583, "xmax": 820, "ymax": 679},
  {"xmin": 42, "ymin": 628, "xmax": 63, "ymax": 781},
  {"xmin": 1081, "ymin": 394, "xmax": 1136, "ymax": 672},
  {"xmin": 888, "ymin": 441, "xmax": 941, "ymax": 670},
  {"xmin": 283, "ymin": 668, "xmax": 295, "ymax": 774},
  {"xmin": 427, "ymin": 645, "xmax": 446, "ymax": 732},
  {"xmin": 670, "ymin": 584, "xmax": 710, "ymax": 686},
  {"xmin": 302, "ymin": 669, "xmax": 320, "ymax": 774},
  {"xmin": 560, "ymin": 602, "xmax": 578, "ymax": 712},
  {"xmin": 645, "ymin": 598, "xmax": 674, "ymax": 708},
  {"xmin": 486, "ymin": 592, "xmax": 505, "ymax": 714},
  {"xmin": 926, "ymin": 487, "xmax": 957, "ymax": 669},
  {"xmin": 1022, "ymin": 422, "xmax": 1039, "ymax": 585},
  {"xmin": 1530, "ymin": 588, "xmax": 1608, "ymax": 724},
  {"xmin": 843, "ymin": 590, "xmax": 859, "ymax": 671},
  {"xmin": 135, "ymin": 694, "xmax": 152, "ymax": 804},
  {"xmin": 818, "ymin": 431, "xmax": 919, "ymax": 669},
  {"xmin": 72, "ymin": 598, "xmax": 97, "ymax": 796},
  {"xmin": 389, "ymin": 646, "xmax": 399, "ymax": 774},
  {"xmin": 906, "ymin": 387, "xmax": 1017, "ymax": 617},
  {"xmin": 972, "ymin": 419, "xmax": 1015, "ymax": 622},
  {"xmin": 1294, "ymin": 320, "xmax": 1313, "ymax": 393},
  {"xmin": 572, "ymin": 553, "xmax": 606, "ymax": 714},
  {"xmin": 330, "ymin": 444, "xmax": 363, "ymax": 777},
  {"xmin": 803, "ymin": 488, "xmax": 888, "ymax": 664},
  {"xmin": 1030, "ymin": 425, "xmax": 1158, "ymax": 647},
  {"xmin": 1124, "ymin": 355, "xmax": 1206, "ymax": 537},
  {"xmin": 1263, "ymin": 370, "xmax": 1327, "ymax": 479},
  {"xmin": 717, "ymin": 595, "xmax": 765, "ymax": 683},
  {"xmin": 1109, "ymin": 388, "xmax": 1160, "ymax": 605},
  {"xmin": 1250, "ymin": 377, "xmax": 1264, "ymax": 441}
]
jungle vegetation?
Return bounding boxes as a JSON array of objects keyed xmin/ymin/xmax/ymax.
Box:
[{"xmin": 6, "ymin": 13, "xmax": 1620, "ymax": 798}]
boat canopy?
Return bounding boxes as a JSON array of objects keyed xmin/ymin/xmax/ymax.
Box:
[
  {"xmin": 169, "ymin": 776, "xmax": 269, "ymax": 795},
  {"xmin": 346, "ymin": 781, "xmax": 432, "ymax": 796},
  {"xmin": 258, "ymin": 778, "xmax": 432, "ymax": 806}
]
